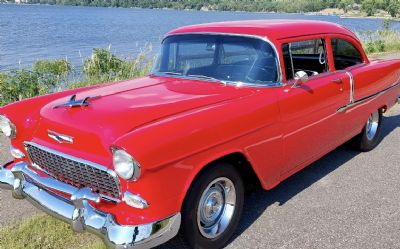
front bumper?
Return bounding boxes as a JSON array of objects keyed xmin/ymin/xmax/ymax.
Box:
[{"xmin": 0, "ymin": 161, "xmax": 181, "ymax": 249}]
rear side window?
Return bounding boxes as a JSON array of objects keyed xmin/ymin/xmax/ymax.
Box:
[
  {"xmin": 282, "ymin": 39, "xmax": 328, "ymax": 80},
  {"xmin": 331, "ymin": 39, "xmax": 363, "ymax": 70}
]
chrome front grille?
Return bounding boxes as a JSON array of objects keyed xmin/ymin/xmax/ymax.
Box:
[{"xmin": 25, "ymin": 142, "xmax": 120, "ymax": 199}]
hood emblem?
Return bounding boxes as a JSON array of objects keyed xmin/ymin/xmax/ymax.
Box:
[
  {"xmin": 53, "ymin": 94, "xmax": 99, "ymax": 109},
  {"xmin": 48, "ymin": 130, "xmax": 74, "ymax": 144}
]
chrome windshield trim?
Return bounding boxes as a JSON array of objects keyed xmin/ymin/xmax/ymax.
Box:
[
  {"xmin": 159, "ymin": 32, "xmax": 284, "ymax": 88},
  {"xmin": 23, "ymin": 141, "xmax": 121, "ymax": 198}
]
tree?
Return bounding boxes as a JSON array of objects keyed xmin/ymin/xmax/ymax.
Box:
[
  {"xmin": 361, "ymin": 0, "xmax": 377, "ymax": 16},
  {"xmin": 387, "ymin": 0, "xmax": 400, "ymax": 17},
  {"xmin": 338, "ymin": 0, "xmax": 354, "ymax": 13}
]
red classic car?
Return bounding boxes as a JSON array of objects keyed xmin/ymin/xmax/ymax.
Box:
[{"xmin": 0, "ymin": 20, "xmax": 399, "ymax": 249}]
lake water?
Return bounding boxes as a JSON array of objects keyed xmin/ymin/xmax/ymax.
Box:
[{"xmin": 1, "ymin": 4, "xmax": 400, "ymax": 70}]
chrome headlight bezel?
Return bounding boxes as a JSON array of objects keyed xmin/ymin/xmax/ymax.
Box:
[
  {"xmin": 112, "ymin": 147, "xmax": 141, "ymax": 181},
  {"xmin": 0, "ymin": 115, "xmax": 16, "ymax": 139}
]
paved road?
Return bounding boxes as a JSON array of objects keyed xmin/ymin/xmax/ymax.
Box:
[{"xmin": 0, "ymin": 104, "xmax": 399, "ymax": 248}]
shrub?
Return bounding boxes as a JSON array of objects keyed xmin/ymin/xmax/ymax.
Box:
[
  {"xmin": 0, "ymin": 59, "xmax": 71, "ymax": 106},
  {"xmin": 0, "ymin": 48, "xmax": 153, "ymax": 106},
  {"xmin": 72, "ymin": 46, "xmax": 153, "ymax": 88}
]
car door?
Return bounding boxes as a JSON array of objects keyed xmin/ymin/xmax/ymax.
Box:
[
  {"xmin": 278, "ymin": 37, "xmax": 351, "ymax": 175},
  {"xmin": 330, "ymin": 37, "xmax": 392, "ymax": 138}
]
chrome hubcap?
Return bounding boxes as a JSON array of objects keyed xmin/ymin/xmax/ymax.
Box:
[
  {"xmin": 197, "ymin": 177, "xmax": 236, "ymax": 239},
  {"xmin": 366, "ymin": 111, "xmax": 380, "ymax": 141}
]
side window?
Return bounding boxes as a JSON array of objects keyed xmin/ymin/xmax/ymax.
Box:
[
  {"xmin": 331, "ymin": 38, "xmax": 363, "ymax": 70},
  {"xmin": 282, "ymin": 39, "xmax": 328, "ymax": 80}
]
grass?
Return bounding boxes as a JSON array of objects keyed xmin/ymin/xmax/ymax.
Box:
[
  {"xmin": 359, "ymin": 20, "xmax": 400, "ymax": 55},
  {"xmin": 361, "ymin": 29, "xmax": 400, "ymax": 55},
  {"xmin": 0, "ymin": 214, "xmax": 106, "ymax": 249}
]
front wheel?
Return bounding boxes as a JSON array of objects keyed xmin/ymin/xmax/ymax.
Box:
[
  {"xmin": 353, "ymin": 109, "xmax": 383, "ymax": 152},
  {"xmin": 181, "ymin": 163, "xmax": 244, "ymax": 249}
]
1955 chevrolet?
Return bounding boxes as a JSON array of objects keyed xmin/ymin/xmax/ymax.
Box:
[{"xmin": 0, "ymin": 20, "xmax": 399, "ymax": 249}]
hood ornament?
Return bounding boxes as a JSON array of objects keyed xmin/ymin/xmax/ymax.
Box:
[
  {"xmin": 48, "ymin": 130, "xmax": 74, "ymax": 144},
  {"xmin": 53, "ymin": 95, "xmax": 99, "ymax": 109}
]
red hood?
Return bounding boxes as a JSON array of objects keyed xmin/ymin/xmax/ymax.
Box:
[{"xmin": 32, "ymin": 76, "xmax": 255, "ymax": 161}]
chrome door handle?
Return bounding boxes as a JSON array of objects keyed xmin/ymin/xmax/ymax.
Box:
[{"xmin": 332, "ymin": 78, "xmax": 343, "ymax": 84}]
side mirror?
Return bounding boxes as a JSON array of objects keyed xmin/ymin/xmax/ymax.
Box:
[{"xmin": 292, "ymin": 71, "xmax": 309, "ymax": 88}]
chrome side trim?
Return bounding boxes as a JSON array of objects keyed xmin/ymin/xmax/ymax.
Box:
[
  {"xmin": 161, "ymin": 32, "xmax": 285, "ymax": 88},
  {"xmin": 0, "ymin": 162, "xmax": 181, "ymax": 249},
  {"xmin": 23, "ymin": 141, "xmax": 121, "ymax": 198},
  {"xmin": 345, "ymin": 71, "xmax": 355, "ymax": 104},
  {"xmin": 337, "ymin": 82, "xmax": 400, "ymax": 112}
]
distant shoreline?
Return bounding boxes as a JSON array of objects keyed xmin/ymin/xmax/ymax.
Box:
[
  {"xmin": 312, "ymin": 8, "xmax": 400, "ymax": 22},
  {"xmin": 2, "ymin": 2, "xmax": 399, "ymax": 22}
]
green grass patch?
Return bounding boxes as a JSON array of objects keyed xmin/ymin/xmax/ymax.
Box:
[
  {"xmin": 361, "ymin": 27, "xmax": 400, "ymax": 55},
  {"xmin": 0, "ymin": 214, "xmax": 106, "ymax": 249}
]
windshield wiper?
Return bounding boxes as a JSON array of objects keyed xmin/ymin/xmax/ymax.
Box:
[
  {"xmin": 162, "ymin": 72, "xmax": 183, "ymax": 76},
  {"xmin": 156, "ymin": 72, "xmax": 234, "ymax": 85},
  {"xmin": 187, "ymin": 74, "xmax": 229, "ymax": 85}
]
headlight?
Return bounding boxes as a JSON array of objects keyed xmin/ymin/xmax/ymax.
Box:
[
  {"xmin": 112, "ymin": 148, "xmax": 141, "ymax": 180},
  {"xmin": 0, "ymin": 115, "xmax": 16, "ymax": 139}
]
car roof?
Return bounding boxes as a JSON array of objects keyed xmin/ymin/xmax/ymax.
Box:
[{"xmin": 167, "ymin": 19, "xmax": 356, "ymax": 41}]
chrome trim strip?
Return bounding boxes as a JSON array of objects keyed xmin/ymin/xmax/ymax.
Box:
[
  {"xmin": 345, "ymin": 71, "xmax": 355, "ymax": 104},
  {"xmin": 288, "ymin": 43, "xmax": 295, "ymax": 79},
  {"xmin": 337, "ymin": 82, "xmax": 400, "ymax": 112},
  {"xmin": 161, "ymin": 32, "xmax": 285, "ymax": 88},
  {"xmin": 24, "ymin": 141, "xmax": 121, "ymax": 199},
  {"xmin": 0, "ymin": 162, "xmax": 181, "ymax": 249}
]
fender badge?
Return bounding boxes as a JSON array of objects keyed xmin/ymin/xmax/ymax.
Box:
[{"xmin": 48, "ymin": 130, "xmax": 74, "ymax": 144}]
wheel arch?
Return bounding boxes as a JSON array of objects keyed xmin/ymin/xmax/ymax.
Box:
[{"xmin": 179, "ymin": 151, "xmax": 263, "ymax": 209}]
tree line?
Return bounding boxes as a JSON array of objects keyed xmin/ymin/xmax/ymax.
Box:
[{"xmin": 3, "ymin": 0, "xmax": 400, "ymax": 17}]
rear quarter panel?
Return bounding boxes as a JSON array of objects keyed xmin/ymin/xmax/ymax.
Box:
[
  {"xmin": 343, "ymin": 59, "xmax": 400, "ymax": 138},
  {"xmin": 351, "ymin": 60, "xmax": 400, "ymax": 101}
]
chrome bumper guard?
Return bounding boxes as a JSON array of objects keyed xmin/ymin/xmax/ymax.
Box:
[{"xmin": 0, "ymin": 161, "xmax": 181, "ymax": 249}]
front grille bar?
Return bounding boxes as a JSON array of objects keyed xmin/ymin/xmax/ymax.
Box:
[{"xmin": 24, "ymin": 141, "xmax": 121, "ymax": 199}]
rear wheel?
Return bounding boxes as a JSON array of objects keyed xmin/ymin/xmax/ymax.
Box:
[
  {"xmin": 353, "ymin": 109, "xmax": 383, "ymax": 151},
  {"xmin": 181, "ymin": 164, "xmax": 244, "ymax": 249}
]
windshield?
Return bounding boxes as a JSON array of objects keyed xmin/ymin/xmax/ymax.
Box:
[{"xmin": 152, "ymin": 34, "xmax": 279, "ymax": 85}]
